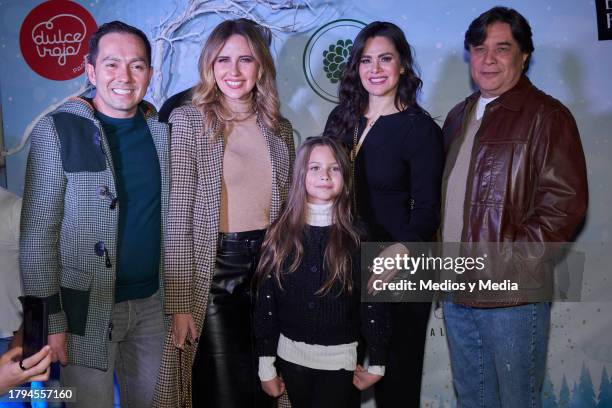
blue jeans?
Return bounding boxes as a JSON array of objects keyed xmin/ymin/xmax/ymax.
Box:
[
  {"xmin": 61, "ymin": 291, "xmax": 164, "ymax": 408},
  {"xmin": 0, "ymin": 337, "xmax": 11, "ymax": 355},
  {"xmin": 443, "ymin": 302, "xmax": 550, "ymax": 408}
]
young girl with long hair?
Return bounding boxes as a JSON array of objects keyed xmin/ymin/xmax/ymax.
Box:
[
  {"xmin": 253, "ymin": 137, "xmax": 390, "ymax": 408},
  {"xmin": 324, "ymin": 21, "xmax": 443, "ymax": 407}
]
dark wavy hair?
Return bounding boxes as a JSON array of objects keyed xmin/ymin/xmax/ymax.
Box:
[
  {"xmin": 464, "ymin": 6, "xmax": 534, "ymax": 73},
  {"xmin": 325, "ymin": 21, "xmax": 425, "ymax": 139}
]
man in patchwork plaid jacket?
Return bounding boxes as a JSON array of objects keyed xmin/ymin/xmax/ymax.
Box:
[{"xmin": 20, "ymin": 21, "xmax": 168, "ymax": 408}]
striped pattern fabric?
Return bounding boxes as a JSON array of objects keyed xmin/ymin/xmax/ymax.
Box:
[
  {"xmin": 20, "ymin": 97, "xmax": 170, "ymax": 370},
  {"xmin": 153, "ymin": 105, "xmax": 295, "ymax": 408}
]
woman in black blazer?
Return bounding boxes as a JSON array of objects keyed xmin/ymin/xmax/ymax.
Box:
[{"xmin": 324, "ymin": 21, "xmax": 443, "ymax": 407}]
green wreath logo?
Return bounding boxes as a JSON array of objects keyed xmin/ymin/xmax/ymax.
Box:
[
  {"xmin": 322, "ymin": 39, "xmax": 353, "ymax": 84},
  {"xmin": 303, "ymin": 19, "xmax": 366, "ymax": 103}
]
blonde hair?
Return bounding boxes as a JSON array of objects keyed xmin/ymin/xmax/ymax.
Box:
[{"xmin": 191, "ymin": 19, "xmax": 281, "ymax": 136}]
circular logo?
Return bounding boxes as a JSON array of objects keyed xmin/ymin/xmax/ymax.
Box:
[
  {"xmin": 303, "ymin": 19, "xmax": 366, "ymax": 103},
  {"xmin": 19, "ymin": 0, "xmax": 97, "ymax": 81}
]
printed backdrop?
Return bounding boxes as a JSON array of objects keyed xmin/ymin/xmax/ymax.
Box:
[{"xmin": 1, "ymin": 1, "xmax": 611, "ymax": 407}]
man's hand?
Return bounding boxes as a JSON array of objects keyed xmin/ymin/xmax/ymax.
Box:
[
  {"xmin": 0, "ymin": 345, "xmax": 52, "ymax": 394},
  {"xmin": 261, "ymin": 376, "xmax": 285, "ymax": 398},
  {"xmin": 172, "ymin": 313, "xmax": 198, "ymax": 350},
  {"xmin": 368, "ymin": 243, "xmax": 409, "ymax": 295},
  {"xmin": 352, "ymin": 365, "xmax": 382, "ymax": 390},
  {"xmin": 48, "ymin": 332, "xmax": 68, "ymax": 365}
]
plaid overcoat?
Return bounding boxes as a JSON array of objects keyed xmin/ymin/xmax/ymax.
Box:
[
  {"xmin": 20, "ymin": 97, "xmax": 170, "ymax": 370},
  {"xmin": 153, "ymin": 105, "xmax": 295, "ymax": 407}
]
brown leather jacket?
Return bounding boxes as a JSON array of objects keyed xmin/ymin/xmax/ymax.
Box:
[{"xmin": 442, "ymin": 76, "xmax": 588, "ymax": 307}]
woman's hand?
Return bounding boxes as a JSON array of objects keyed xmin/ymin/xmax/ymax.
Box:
[
  {"xmin": 172, "ymin": 313, "xmax": 198, "ymax": 350},
  {"xmin": 261, "ymin": 376, "xmax": 285, "ymax": 398},
  {"xmin": 352, "ymin": 364, "xmax": 382, "ymax": 390},
  {"xmin": 0, "ymin": 345, "xmax": 52, "ymax": 395},
  {"xmin": 367, "ymin": 243, "xmax": 409, "ymax": 295}
]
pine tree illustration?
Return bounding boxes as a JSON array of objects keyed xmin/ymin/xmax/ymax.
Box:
[
  {"xmin": 559, "ymin": 375, "xmax": 570, "ymax": 408},
  {"xmin": 543, "ymin": 372, "xmax": 559, "ymax": 408},
  {"xmin": 596, "ymin": 366, "xmax": 612, "ymax": 408},
  {"xmin": 570, "ymin": 382, "xmax": 580, "ymax": 408},
  {"xmin": 579, "ymin": 363, "xmax": 597, "ymax": 407}
]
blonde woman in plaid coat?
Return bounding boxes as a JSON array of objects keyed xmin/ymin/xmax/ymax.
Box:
[{"xmin": 153, "ymin": 19, "xmax": 295, "ymax": 408}]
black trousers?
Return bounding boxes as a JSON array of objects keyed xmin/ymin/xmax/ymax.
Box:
[
  {"xmin": 374, "ymin": 302, "xmax": 431, "ymax": 408},
  {"xmin": 192, "ymin": 230, "xmax": 273, "ymax": 408},
  {"xmin": 277, "ymin": 358, "xmax": 354, "ymax": 408}
]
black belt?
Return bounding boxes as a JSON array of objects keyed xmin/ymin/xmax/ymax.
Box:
[{"xmin": 217, "ymin": 229, "xmax": 266, "ymax": 254}]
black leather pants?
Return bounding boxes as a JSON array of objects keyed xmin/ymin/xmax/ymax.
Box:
[{"xmin": 192, "ymin": 229, "xmax": 273, "ymax": 408}]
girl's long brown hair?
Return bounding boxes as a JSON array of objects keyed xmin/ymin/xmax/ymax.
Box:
[
  {"xmin": 255, "ymin": 137, "xmax": 361, "ymax": 296},
  {"xmin": 191, "ymin": 18, "xmax": 280, "ymax": 137}
]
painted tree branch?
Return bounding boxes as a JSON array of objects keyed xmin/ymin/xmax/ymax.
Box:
[
  {"xmin": 2, "ymin": 0, "xmax": 330, "ymax": 157},
  {"xmin": 150, "ymin": 0, "xmax": 326, "ymax": 106}
]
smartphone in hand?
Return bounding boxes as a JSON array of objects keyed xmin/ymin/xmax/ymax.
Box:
[{"xmin": 18, "ymin": 296, "xmax": 48, "ymax": 359}]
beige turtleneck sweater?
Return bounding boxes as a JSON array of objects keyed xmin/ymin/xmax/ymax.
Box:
[{"xmin": 219, "ymin": 96, "xmax": 273, "ymax": 233}]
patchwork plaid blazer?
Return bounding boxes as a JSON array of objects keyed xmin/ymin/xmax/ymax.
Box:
[
  {"xmin": 153, "ymin": 105, "xmax": 295, "ymax": 408},
  {"xmin": 20, "ymin": 97, "xmax": 170, "ymax": 370}
]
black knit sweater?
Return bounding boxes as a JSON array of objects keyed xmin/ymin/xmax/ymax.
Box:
[{"xmin": 254, "ymin": 225, "xmax": 391, "ymax": 365}]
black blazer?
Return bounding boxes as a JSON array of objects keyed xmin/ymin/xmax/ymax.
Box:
[{"xmin": 325, "ymin": 106, "xmax": 443, "ymax": 242}]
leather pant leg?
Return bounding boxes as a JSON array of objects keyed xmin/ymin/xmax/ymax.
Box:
[{"xmin": 192, "ymin": 230, "xmax": 273, "ymax": 408}]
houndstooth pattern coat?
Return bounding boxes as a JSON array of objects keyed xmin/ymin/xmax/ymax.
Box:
[
  {"xmin": 153, "ymin": 105, "xmax": 295, "ymax": 408},
  {"xmin": 20, "ymin": 97, "xmax": 169, "ymax": 370}
]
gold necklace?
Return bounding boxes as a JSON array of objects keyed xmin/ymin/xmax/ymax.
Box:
[
  {"xmin": 231, "ymin": 108, "xmax": 253, "ymax": 114},
  {"xmin": 232, "ymin": 110, "xmax": 255, "ymax": 121},
  {"xmin": 367, "ymin": 103, "xmax": 402, "ymax": 127},
  {"xmin": 366, "ymin": 112, "xmax": 385, "ymax": 128}
]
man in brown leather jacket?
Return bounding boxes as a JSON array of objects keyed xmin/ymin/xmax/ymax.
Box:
[{"xmin": 440, "ymin": 6, "xmax": 588, "ymax": 408}]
